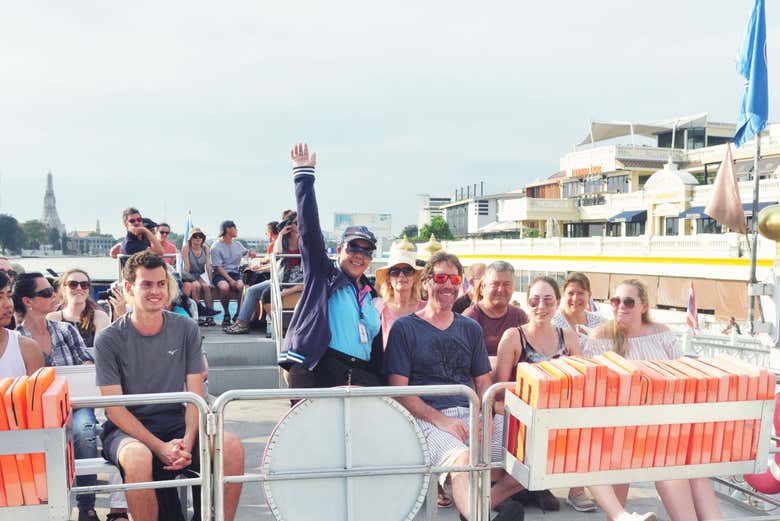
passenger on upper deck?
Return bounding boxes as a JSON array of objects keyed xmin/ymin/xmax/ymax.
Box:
[
  {"xmin": 551, "ymin": 272, "xmax": 605, "ymax": 349},
  {"xmin": 0, "ymin": 271, "xmax": 43, "ymax": 378},
  {"xmin": 225, "ymin": 213, "xmax": 302, "ymax": 335},
  {"xmin": 115, "ymin": 207, "xmax": 164, "ymax": 259},
  {"xmin": 462, "ymin": 261, "xmax": 528, "ymax": 364},
  {"xmin": 452, "ymin": 262, "xmax": 486, "ymax": 314},
  {"xmin": 372, "ymin": 237, "xmax": 425, "ymax": 348},
  {"xmin": 278, "ymin": 143, "xmax": 383, "ymax": 387},
  {"xmin": 180, "ymin": 227, "xmax": 216, "ymax": 325},
  {"xmin": 384, "ymin": 251, "xmax": 525, "ymax": 521},
  {"xmin": 211, "ymin": 220, "xmax": 256, "ymax": 327},
  {"xmin": 95, "ymin": 251, "xmax": 244, "ymax": 521},
  {"xmin": 156, "ymin": 222, "xmax": 178, "ymax": 266},
  {"xmin": 584, "ymin": 279, "xmax": 721, "ymax": 521}
]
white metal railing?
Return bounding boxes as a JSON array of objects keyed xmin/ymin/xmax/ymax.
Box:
[
  {"xmin": 268, "ymin": 253, "xmax": 306, "ymax": 388},
  {"xmin": 116, "ymin": 253, "xmax": 179, "ymax": 279}
]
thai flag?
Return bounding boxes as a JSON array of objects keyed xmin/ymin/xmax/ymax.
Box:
[
  {"xmin": 686, "ymin": 281, "xmax": 700, "ymax": 335},
  {"xmin": 587, "ymin": 297, "xmax": 598, "ymax": 313},
  {"xmin": 460, "ymin": 274, "xmax": 470, "ymax": 297},
  {"xmin": 178, "ymin": 211, "xmax": 192, "ymax": 272}
]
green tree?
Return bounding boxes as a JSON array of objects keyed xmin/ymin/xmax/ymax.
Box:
[
  {"xmin": 48, "ymin": 227, "xmax": 61, "ymax": 250},
  {"xmin": 418, "ymin": 216, "xmax": 454, "ymax": 241},
  {"xmin": 20, "ymin": 220, "xmax": 49, "ymax": 249},
  {"xmin": 0, "ymin": 214, "xmax": 22, "ymax": 253},
  {"xmin": 399, "ymin": 224, "xmax": 418, "ymax": 241}
]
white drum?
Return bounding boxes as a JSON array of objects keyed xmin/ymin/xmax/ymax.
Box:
[{"xmin": 262, "ymin": 396, "xmax": 430, "ymax": 521}]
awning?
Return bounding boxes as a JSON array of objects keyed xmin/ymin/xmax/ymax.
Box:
[
  {"xmin": 679, "ymin": 201, "xmax": 777, "ymax": 219},
  {"xmin": 609, "ymin": 210, "xmax": 647, "ymax": 223},
  {"xmin": 578, "ymin": 113, "xmax": 709, "ymax": 146},
  {"xmin": 679, "ymin": 206, "xmax": 708, "ymax": 219}
]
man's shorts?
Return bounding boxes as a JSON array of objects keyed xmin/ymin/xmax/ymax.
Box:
[
  {"xmin": 102, "ymin": 424, "xmax": 202, "ymax": 521},
  {"xmin": 416, "ymin": 406, "xmax": 504, "ymax": 468},
  {"xmin": 213, "ymin": 270, "xmax": 240, "ymax": 286}
]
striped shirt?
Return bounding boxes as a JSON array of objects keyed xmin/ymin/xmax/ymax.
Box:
[
  {"xmin": 583, "ymin": 328, "xmax": 681, "ymax": 361},
  {"xmin": 551, "ymin": 310, "xmax": 606, "ymax": 349},
  {"xmin": 18, "ymin": 320, "xmax": 93, "ymax": 367}
]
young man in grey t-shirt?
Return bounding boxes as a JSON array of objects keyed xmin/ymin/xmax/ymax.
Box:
[
  {"xmin": 95, "ymin": 251, "xmax": 244, "ymax": 521},
  {"xmin": 210, "ymin": 220, "xmax": 256, "ymax": 326}
]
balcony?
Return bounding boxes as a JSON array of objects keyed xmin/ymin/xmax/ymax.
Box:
[{"xmin": 498, "ymin": 197, "xmax": 578, "ymax": 222}]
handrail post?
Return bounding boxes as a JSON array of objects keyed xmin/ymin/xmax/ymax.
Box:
[{"xmin": 480, "ymin": 382, "xmax": 512, "ymax": 521}]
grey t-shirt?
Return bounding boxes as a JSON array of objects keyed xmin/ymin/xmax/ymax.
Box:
[
  {"xmin": 210, "ymin": 240, "xmax": 247, "ymax": 272},
  {"xmin": 383, "ymin": 313, "xmax": 490, "ymax": 410},
  {"xmin": 95, "ymin": 310, "xmax": 203, "ymax": 432}
]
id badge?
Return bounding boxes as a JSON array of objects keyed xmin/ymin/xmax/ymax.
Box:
[{"xmin": 358, "ymin": 323, "xmax": 368, "ymax": 344}]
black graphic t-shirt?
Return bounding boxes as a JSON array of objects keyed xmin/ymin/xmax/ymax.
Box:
[{"xmin": 384, "ymin": 313, "xmax": 490, "ymax": 410}]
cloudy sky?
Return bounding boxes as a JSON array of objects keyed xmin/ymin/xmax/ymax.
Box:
[{"xmin": 1, "ymin": 1, "xmax": 778, "ymax": 239}]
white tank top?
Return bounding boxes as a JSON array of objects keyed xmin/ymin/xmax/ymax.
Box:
[{"xmin": 0, "ymin": 329, "xmax": 27, "ymax": 378}]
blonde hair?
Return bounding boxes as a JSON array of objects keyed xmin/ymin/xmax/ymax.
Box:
[
  {"xmin": 58, "ymin": 268, "xmax": 98, "ymax": 334},
  {"xmin": 379, "ymin": 271, "xmax": 422, "ymax": 301},
  {"xmin": 608, "ymin": 278, "xmax": 651, "ymax": 356}
]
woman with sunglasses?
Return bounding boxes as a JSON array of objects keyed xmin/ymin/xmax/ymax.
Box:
[
  {"xmin": 181, "ymin": 227, "xmax": 216, "ymax": 325},
  {"xmin": 13, "ymin": 273, "xmax": 110, "ymax": 521},
  {"xmin": 372, "ymin": 239, "xmax": 425, "ymax": 348},
  {"xmin": 583, "ymin": 279, "xmax": 721, "ymax": 521},
  {"xmin": 493, "ymin": 276, "xmax": 579, "ymax": 512},
  {"xmin": 47, "ymin": 269, "xmax": 110, "ymax": 348}
]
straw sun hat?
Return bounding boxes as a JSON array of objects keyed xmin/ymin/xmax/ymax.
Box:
[{"xmin": 374, "ymin": 237, "xmax": 424, "ymax": 289}]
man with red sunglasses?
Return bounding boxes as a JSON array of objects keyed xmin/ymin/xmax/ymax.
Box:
[
  {"xmin": 384, "ymin": 251, "xmax": 525, "ymax": 521},
  {"xmin": 278, "ymin": 143, "xmax": 383, "ymax": 388}
]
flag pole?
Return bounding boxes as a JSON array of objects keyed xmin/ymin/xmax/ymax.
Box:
[{"xmin": 749, "ymin": 135, "xmax": 761, "ymax": 334}]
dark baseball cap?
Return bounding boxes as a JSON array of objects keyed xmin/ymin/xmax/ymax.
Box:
[
  {"xmin": 220, "ymin": 220, "xmax": 237, "ymax": 237},
  {"xmin": 341, "ymin": 226, "xmax": 377, "ymax": 249},
  {"xmin": 142, "ymin": 217, "xmax": 158, "ymax": 230}
]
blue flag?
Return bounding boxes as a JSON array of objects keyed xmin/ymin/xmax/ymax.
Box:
[{"xmin": 734, "ymin": 0, "xmax": 768, "ymax": 147}]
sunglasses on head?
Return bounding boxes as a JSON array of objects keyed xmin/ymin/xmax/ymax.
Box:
[
  {"xmin": 192, "ymin": 233, "xmax": 205, "ymax": 240},
  {"xmin": 345, "ymin": 243, "xmax": 374, "ymax": 258},
  {"xmin": 528, "ymin": 295, "xmax": 556, "ymax": 308},
  {"xmin": 429, "ymin": 273, "xmax": 462, "ymax": 285},
  {"xmin": 33, "ymin": 287, "xmax": 55, "ymax": 298},
  {"xmin": 67, "ymin": 280, "xmax": 90, "ymax": 290},
  {"xmin": 389, "ymin": 266, "xmax": 416, "ymax": 277},
  {"xmin": 610, "ymin": 296, "xmax": 637, "ymax": 309},
  {"xmin": 127, "ymin": 217, "xmax": 143, "ymax": 225}
]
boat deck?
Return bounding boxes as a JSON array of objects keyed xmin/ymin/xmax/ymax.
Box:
[{"xmin": 80, "ymin": 395, "xmax": 770, "ymax": 521}]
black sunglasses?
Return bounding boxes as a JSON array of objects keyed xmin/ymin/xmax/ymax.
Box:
[
  {"xmin": 388, "ymin": 266, "xmax": 416, "ymax": 277},
  {"xmin": 67, "ymin": 280, "xmax": 90, "ymax": 290},
  {"xmin": 0, "ymin": 269, "xmax": 17, "ymax": 278},
  {"xmin": 33, "ymin": 287, "xmax": 55, "ymax": 298},
  {"xmin": 610, "ymin": 296, "xmax": 637, "ymax": 309}
]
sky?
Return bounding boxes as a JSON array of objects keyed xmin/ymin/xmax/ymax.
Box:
[{"xmin": 1, "ymin": 1, "xmax": 779, "ymax": 239}]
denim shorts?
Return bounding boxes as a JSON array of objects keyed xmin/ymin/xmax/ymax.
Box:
[{"xmin": 213, "ymin": 270, "xmax": 240, "ymax": 286}]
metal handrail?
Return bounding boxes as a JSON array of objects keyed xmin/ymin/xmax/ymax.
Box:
[
  {"xmin": 70, "ymin": 392, "xmax": 211, "ymax": 517},
  {"xmin": 116, "ymin": 253, "xmax": 179, "ymax": 279},
  {"xmin": 211, "ymin": 385, "xmax": 482, "ymax": 521}
]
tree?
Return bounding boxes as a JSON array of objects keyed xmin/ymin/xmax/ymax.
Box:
[
  {"xmin": 48, "ymin": 227, "xmax": 61, "ymax": 250},
  {"xmin": 20, "ymin": 220, "xmax": 49, "ymax": 250},
  {"xmin": 0, "ymin": 214, "xmax": 22, "ymax": 254},
  {"xmin": 418, "ymin": 216, "xmax": 454, "ymax": 241},
  {"xmin": 399, "ymin": 224, "xmax": 418, "ymax": 240}
]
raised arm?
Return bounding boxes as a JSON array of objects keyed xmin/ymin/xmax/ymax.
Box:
[{"xmin": 290, "ymin": 143, "xmax": 331, "ymax": 276}]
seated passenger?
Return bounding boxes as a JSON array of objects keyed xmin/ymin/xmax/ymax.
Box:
[
  {"xmin": 95, "ymin": 252, "xmax": 243, "ymax": 521},
  {"xmin": 371, "ymin": 237, "xmax": 425, "ymax": 348},
  {"xmin": 452, "ymin": 262, "xmax": 486, "ymax": 314},
  {"xmin": 462, "ymin": 261, "xmax": 527, "ymax": 366},
  {"xmin": 48, "ymin": 269, "xmax": 110, "ymax": 347},
  {"xmin": 551, "ymin": 271, "xmax": 605, "ymax": 349},
  {"xmin": 180, "ymin": 227, "xmax": 217, "ymax": 325},
  {"xmin": 0, "ymin": 271, "xmax": 43, "ymax": 378},
  {"xmin": 384, "ymin": 251, "xmax": 525, "ymax": 521},
  {"xmin": 118, "ymin": 207, "xmax": 164, "ymax": 259},
  {"xmin": 225, "ymin": 215, "xmax": 302, "ymax": 334},
  {"xmin": 156, "ymin": 222, "xmax": 178, "ymax": 266},
  {"xmin": 584, "ymin": 279, "xmax": 720, "ymax": 521},
  {"xmin": 211, "ymin": 220, "xmax": 255, "ymax": 327},
  {"xmin": 14, "ymin": 272, "xmax": 102, "ymax": 521}
]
